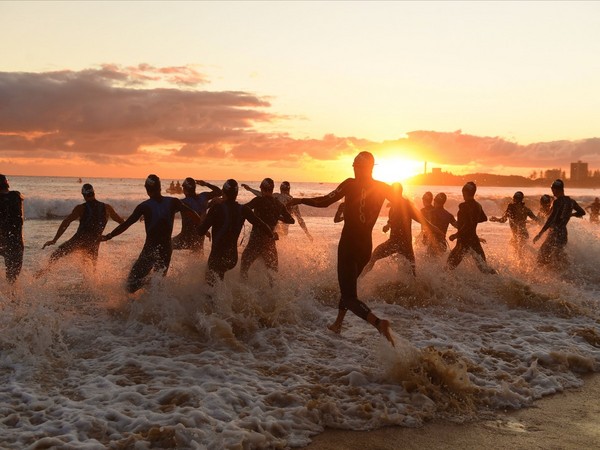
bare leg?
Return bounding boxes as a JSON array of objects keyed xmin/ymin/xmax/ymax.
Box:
[
  {"xmin": 328, "ymin": 308, "xmax": 347, "ymax": 334},
  {"xmin": 367, "ymin": 312, "xmax": 395, "ymax": 347}
]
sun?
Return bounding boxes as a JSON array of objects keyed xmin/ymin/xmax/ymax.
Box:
[{"xmin": 372, "ymin": 157, "xmax": 424, "ymax": 183}]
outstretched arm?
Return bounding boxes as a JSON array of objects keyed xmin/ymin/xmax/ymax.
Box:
[
  {"xmin": 289, "ymin": 180, "xmax": 348, "ymax": 208},
  {"xmin": 42, "ymin": 205, "xmax": 83, "ymax": 248},
  {"xmin": 241, "ymin": 184, "xmax": 262, "ymax": 197},
  {"xmin": 106, "ymin": 204, "xmax": 125, "ymax": 224},
  {"xmin": 102, "ymin": 205, "xmax": 144, "ymax": 241}
]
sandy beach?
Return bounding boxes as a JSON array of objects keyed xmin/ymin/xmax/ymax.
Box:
[{"xmin": 306, "ymin": 373, "xmax": 600, "ymax": 450}]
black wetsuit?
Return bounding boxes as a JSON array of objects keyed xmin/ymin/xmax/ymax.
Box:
[
  {"xmin": 51, "ymin": 200, "xmax": 108, "ymax": 262},
  {"xmin": 369, "ymin": 197, "xmax": 420, "ymax": 275},
  {"xmin": 301, "ymin": 178, "xmax": 392, "ymax": 320},
  {"xmin": 495, "ymin": 202, "xmax": 537, "ymax": 247},
  {"xmin": 537, "ymin": 196, "xmax": 585, "ymax": 266},
  {"xmin": 240, "ymin": 196, "xmax": 294, "ymax": 278},
  {"xmin": 447, "ymin": 198, "xmax": 492, "ymax": 272},
  {"xmin": 0, "ymin": 191, "xmax": 24, "ymax": 283},
  {"xmin": 427, "ymin": 206, "xmax": 457, "ymax": 255},
  {"xmin": 172, "ymin": 190, "xmax": 219, "ymax": 253},
  {"xmin": 586, "ymin": 201, "xmax": 600, "ymax": 224},
  {"xmin": 420, "ymin": 205, "xmax": 434, "ymax": 245},
  {"xmin": 198, "ymin": 200, "xmax": 269, "ymax": 284},
  {"xmin": 123, "ymin": 196, "xmax": 183, "ymax": 293}
]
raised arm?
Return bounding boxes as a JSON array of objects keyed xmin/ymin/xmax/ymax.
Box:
[
  {"xmin": 198, "ymin": 180, "xmax": 222, "ymax": 198},
  {"xmin": 42, "ymin": 204, "xmax": 83, "ymax": 248}
]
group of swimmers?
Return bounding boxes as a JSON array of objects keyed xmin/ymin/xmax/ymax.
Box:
[{"xmin": 0, "ymin": 153, "xmax": 591, "ymax": 345}]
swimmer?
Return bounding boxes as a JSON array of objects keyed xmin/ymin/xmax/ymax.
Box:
[
  {"xmin": 490, "ymin": 191, "xmax": 537, "ymax": 258},
  {"xmin": 0, "ymin": 174, "xmax": 24, "ymax": 284}
]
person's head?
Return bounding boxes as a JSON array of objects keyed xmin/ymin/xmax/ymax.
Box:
[
  {"xmin": 81, "ymin": 183, "xmax": 95, "ymax": 200},
  {"xmin": 462, "ymin": 181, "xmax": 477, "ymax": 199},
  {"xmin": 222, "ymin": 179, "xmax": 239, "ymax": 201},
  {"xmin": 540, "ymin": 194, "xmax": 552, "ymax": 206},
  {"xmin": 352, "ymin": 151, "xmax": 375, "ymax": 179},
  {"xmin": 0, "ymin": 174, "xmax": 9, "ymax": 191},
  {"xmin": 280, "ymin": 181, "xmax": 291, "ymax": 194},
  {"xmin": 513, "ymin": 191, "xmax": 524, "ymax": 203},
  {"xmin": 182, "ymin": 177, "xmax": 196, "ymax": 195},
  {"xmin": 551, "ymin": 179, "xmax": 564, "ymax": 196},
  {"xmin": 422, "ymin": 191, "xmax": 433, "ymax": 206},
  {"xmin": 391, "ymin": 182, "xmax": 403, "ymax": 200},
  {"xmin": 434, "ymin": 192, "xmax": 447, "ymax": 206},
  {"xmin": 595, "ymin": 197, "xmax": 600, "ymax": 203},
  {"xmin": 144, "ymin": 174, "xmax": 161, "ymax": 196},
  {"xmin": 260, "ymin": 177, "xmax": 275, "ymax": 194}
]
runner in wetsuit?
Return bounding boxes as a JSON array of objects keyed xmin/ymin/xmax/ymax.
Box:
[
  {"xmin": 242, "ymin": 181, "xmax": 313, "ymax": 241},
  {"xmin": 0, "ymin": 174, "xmax": 24, "ymax": 284},
  {"xmin": 426, "ymin": 192, "xmax": 458, "ymax": 257},
  {"xmin": 490, "ymin": 191, "xmax": 537, "ymax": 258},
  {"xmin": 288, "ymin": 151, "xmax": 395, "ymax": 345},
  {"xmin": 585, "ymin": 197, "xmax": 600, "ymax": 224},
  {"xmin": 447, "ymin": 181, "xmax": 496, "ymax": 274},
  {"xmin": 533, "ymin": 179, "xmax": 585, "ymax": 267},
  {"xmin": 419, "ymin": 191, "xmax": 434, "ymax": 246},
  {"xmin": 240, "ymin": 178, "xmax": 295, "ymax": 283},
  {"xmin": 361, "ymin": 183, "xmax": 436, "ymax": 277},
  {"xmin": 102, "ymin": 175, "xmax": 202, "ymax": 293},
  {"xmin": 172, "ymin": 177, "xmax": 221, "ymax": 254},
  {"xmin": 37, "ymin": 183, "xmax": 124, "ymax": 276},
  {"xmin": 198, "ymin": 179, "xmax": 274, "ymax": 285}
]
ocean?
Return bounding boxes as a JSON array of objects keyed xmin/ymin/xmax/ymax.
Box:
[{"xmin": 1, "ymin": 176, "xmax": 599, "ymax": 449}]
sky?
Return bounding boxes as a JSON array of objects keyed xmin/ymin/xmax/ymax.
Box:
[{"xmin": 1, "ymin": 1, "xmax": 600, "ymax": 183}]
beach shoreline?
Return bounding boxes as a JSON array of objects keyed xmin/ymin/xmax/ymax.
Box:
[{"xmin": 305, "ymin": 373, "xmax": 600, "ymax": 449}]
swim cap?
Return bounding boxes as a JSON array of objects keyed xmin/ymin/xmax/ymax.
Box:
[
  {"xmin": 422, "ymin": 191, "xmax": 433, "ymax": 202},
  {"xmin": 223, "ymin": 179, "xmax": 239, "ymax": 198},
  {"xmin": 182, "ymin": 177, "xmax": 196, "ymax": 190},
  {"xmin": 280, "ymin": 181, "xmax": 291, "ymax": 192},
  {"xmin": 260, "ymin": 178, "xmax": 275, "ymax": 192},
  {"xmin": 352, "ymin": 151, "xmax": 375, "ymax": 168},
  {"xmin": 0, "ymin": 174, "xmax": 8, "ymax": 189},
  {"xmin": 540, "ymin": 194, "xmax": 552, "ymax": 205},
  {"xmin": 434, "ymin": 192, "xmax": 447, "ymax": 205},
  {"xmin": 551, "ymin": 179, "xmax": 564, "ymax": 190},
  {"xmin": 144, "ymin": 174, "xmax": 161, "ymax": 190},
  {"xmin": 513, "ymin": 191, "xmax": 524, "ymax": 202},
  {"xmin": 81, "ymin": 183, "xmax": 95, "ymax": 196},
  {"xmin": 462, "ymin": 181, "xmax": 477, "ymax": 195}
]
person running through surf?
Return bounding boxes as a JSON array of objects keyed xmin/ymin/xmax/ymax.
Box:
[
  {"xmin": 425, "ymin": 192, "xmax": 458, "ymax": 257},
  {"xmin": 490, "ymin": 191, "xmax": 537, "ymax": 258},
  {"xmin": 0, "ymin": 174, "xmax": 24, "ymax": 284}
]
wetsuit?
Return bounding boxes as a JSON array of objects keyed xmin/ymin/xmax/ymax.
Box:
[
  {"xmin": 367, "ymin": 197, "xmax": 421, "ymax": 275},
  {"xmin": 198, "ymin": 200, "xmax": 270, "ymax": 284},
  {"xmin": 586, "ymin": 201, "xmax": 600, "ymax": 224},
  {"xmin": 245, "ymin": 187, "xmax": 309, "ymax": 237},
  {"xmin": 300, "ymin": 178, "xmax": 392, "ymax": 320},
  {"xmin": 420, "ymin": 204, "xmax": 434, "ymax": 245},
  {"xmin": 493, "ymin": 202, "xmax": 537, "ymax": 249},
  {"xmin": 537, "ymin": 196, "xmax": 585, "ymax": 266},
  {"xmin": 240, "ymin": 196, "xmax": 294, "ymax": 278},
  {"xmin": 0, "ymin": 191, "xmax": 24, "ymax": 283},
  {"xmin": 121, "ymin": 197, "xmax": 183, "ymax": 293},
  {"xmin": 447, "ymin": 198, "xmax": 493, "ymax": 272},
  {"xmin": 172, "ymin": 188, "xmax": 220, "ymax": 253},
  {"xmin": 50, "ymin": 200, "xmax": 108, "ymax": 262},
  {"xmin": 427, "ymin": 206, "xmax": 457, "ymax": 256}
]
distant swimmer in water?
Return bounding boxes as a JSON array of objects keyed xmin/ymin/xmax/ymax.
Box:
[
  {"xmin": 447, "ymin": 181, "xmax": 497, "ymax": 274},
  {"xmin": 533, "ymin": 179, "xmax": 585, "ymax": 267},
  {"xmin": 242, "ymin": 181, "xmax": 313, "ymax": 241},
  {"xmin": 585, "ymin": 197, "xmax": 600, "ymax": 224},
  {"xmin": 362, "ymin": 182, "xmax": 438, "ymax": 277},
  {"xmin": 425, "ymin": 192, "xmax": 458, "ymax": 257},
  {"xmin": 333, "ymin": 202, "xmax": 345, "ymax": 223},
  {"xmin": 490, "ymin": 191, "xmax": 537, "ymax": 259},
  {"xmin": 240, "ymin": 178, "xmax": 294, "ymax": 285},
  {"xmin": 102, "ymin": 175, "xmax": 202, "ymax": 293},
  {"xmin": 172, "ymin": 177, "xmax": 222, "ymax": 254},
  {"xmin": 37, "ymin": 184, "xmax": 124, "ymax": 277},
  {"xmin": 197, "ymin": 179, "xmax": 274, "ymax": 285},
  {"xmin": 0, "ymin": 174, "xmax": 24, "ymax": 284},
  {"xmin": 288, "ymin": 151, "xmax": 395, "ymax": 346},
  {"xmin": 537, "ymin": 194, "xmax": 553, "ymax": 223}
]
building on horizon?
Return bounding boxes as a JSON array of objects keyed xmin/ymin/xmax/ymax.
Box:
[
  {"xmin": 545, "ymin": 169, "xmax": 562, "ymax": 180},
  {"xmin": 570, "ymin": 161, "xmax": 589, "ymax": 182}
]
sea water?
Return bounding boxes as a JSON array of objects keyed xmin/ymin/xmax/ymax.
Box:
[{"xmin": 1, "ymin": 176, "xmax": 599, "ymax": 449}]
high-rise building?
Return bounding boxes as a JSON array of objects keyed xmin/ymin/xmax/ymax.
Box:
[{"xmin": 570, "ymin": 161, "xmax": 589, "ymax": 181}]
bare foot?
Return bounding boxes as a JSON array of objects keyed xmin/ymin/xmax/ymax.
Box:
[
  {"xmin": 377, "ymin": 320, "xmax": 395, "ymax": 347},
  {"xmin": 328, "ymin": 322, "xmax": 342, "ymax": 334}
]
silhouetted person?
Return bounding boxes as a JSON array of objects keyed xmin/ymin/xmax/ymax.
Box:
[
  {"xmin": 420, "ymin": 191, "xmax": 434, "ymax": 246},
  {"xmin": 289, "ymin": 151, "xmax": 395, "ymax": 345},
  {"xmin": 102, "ymin": 175, "xmax": 202, "ymax": 293},
  {"xmin": 0, "ymin": 175, "xmax": 24, "ymax": 284},
  {"xmin": 426, "ymin": 192, "xmax": 457, "ymax": 257},
  {"xmin": 240, "ymin": 178, "xmax": 294, "ymax": 284},
  {"xmin": 198, "ymin": 179, "xmax": 274, "ymax": 285},
  {"xmin": 447, "ymin": 182, "xmax": 496, "ymax": 274},
  {"xmin": 537, "ymin": 194, "xmax": 553, "ymax": 223},
  {"xmin": 585, "ymin": 197, "xmax": 600, "ymax": 224},
  {"xmin": 490, "ymin": 191, "xmax": 537, "ymax": 258},
  {"xmin": 533, "ymin": 179, "xmax": 585, "ymax": 267},
  {"xmin": 172, "ymin": 177, "xmax": 221, "ymax": 254},
  {"xmin": 37, "ymin": 183, "xmax": 124, "ymax": 277}
]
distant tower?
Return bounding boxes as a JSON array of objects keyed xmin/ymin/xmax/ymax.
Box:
[{"xmin": 424, "ymin": 161, "xmax": 427, "ymax": 174}]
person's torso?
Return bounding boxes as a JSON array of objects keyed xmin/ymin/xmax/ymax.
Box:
[
  {"xmin": 429, "ymin": 206, "xmax": 454, "ymax": 235},
  {"xmin": 180, "ymin": 194, "xmax": 209, "ymax": 233},
  {"xmin": 388, "ymin": 198, "xmax": 414, "ymax": 241},
  {"xmin": 249, "ymin": 196, "xmax": 284, "ymax": 231},
  {"xmin": 211, "ymin": 201, "xmax": 245, "ymax": 249},
  {"xmin": 341, "ymin": 178, "xmax": 388, "ymax": 238},
  {"xmin": 141, "ymin": 197, "xmax": 177, "ymax": 244},
  {"xmin": 457, "ymin": 199, "xmax": 485, "ymax": 242},
  {"xmin": 0, "ymin": 191, "xmax": 24, "ymax": 240},
  {"xmin": 74, "ymin": 200, "xmax": 107, "ymax": 239},
  {"xmin": 549, "ymin": 196, "xmax": 576, "ymax": 231}
]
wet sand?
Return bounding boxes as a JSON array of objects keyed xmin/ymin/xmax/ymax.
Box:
[{"xmin": 306, "ymin": 373, "xmax": 600, "ymax": 450}]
